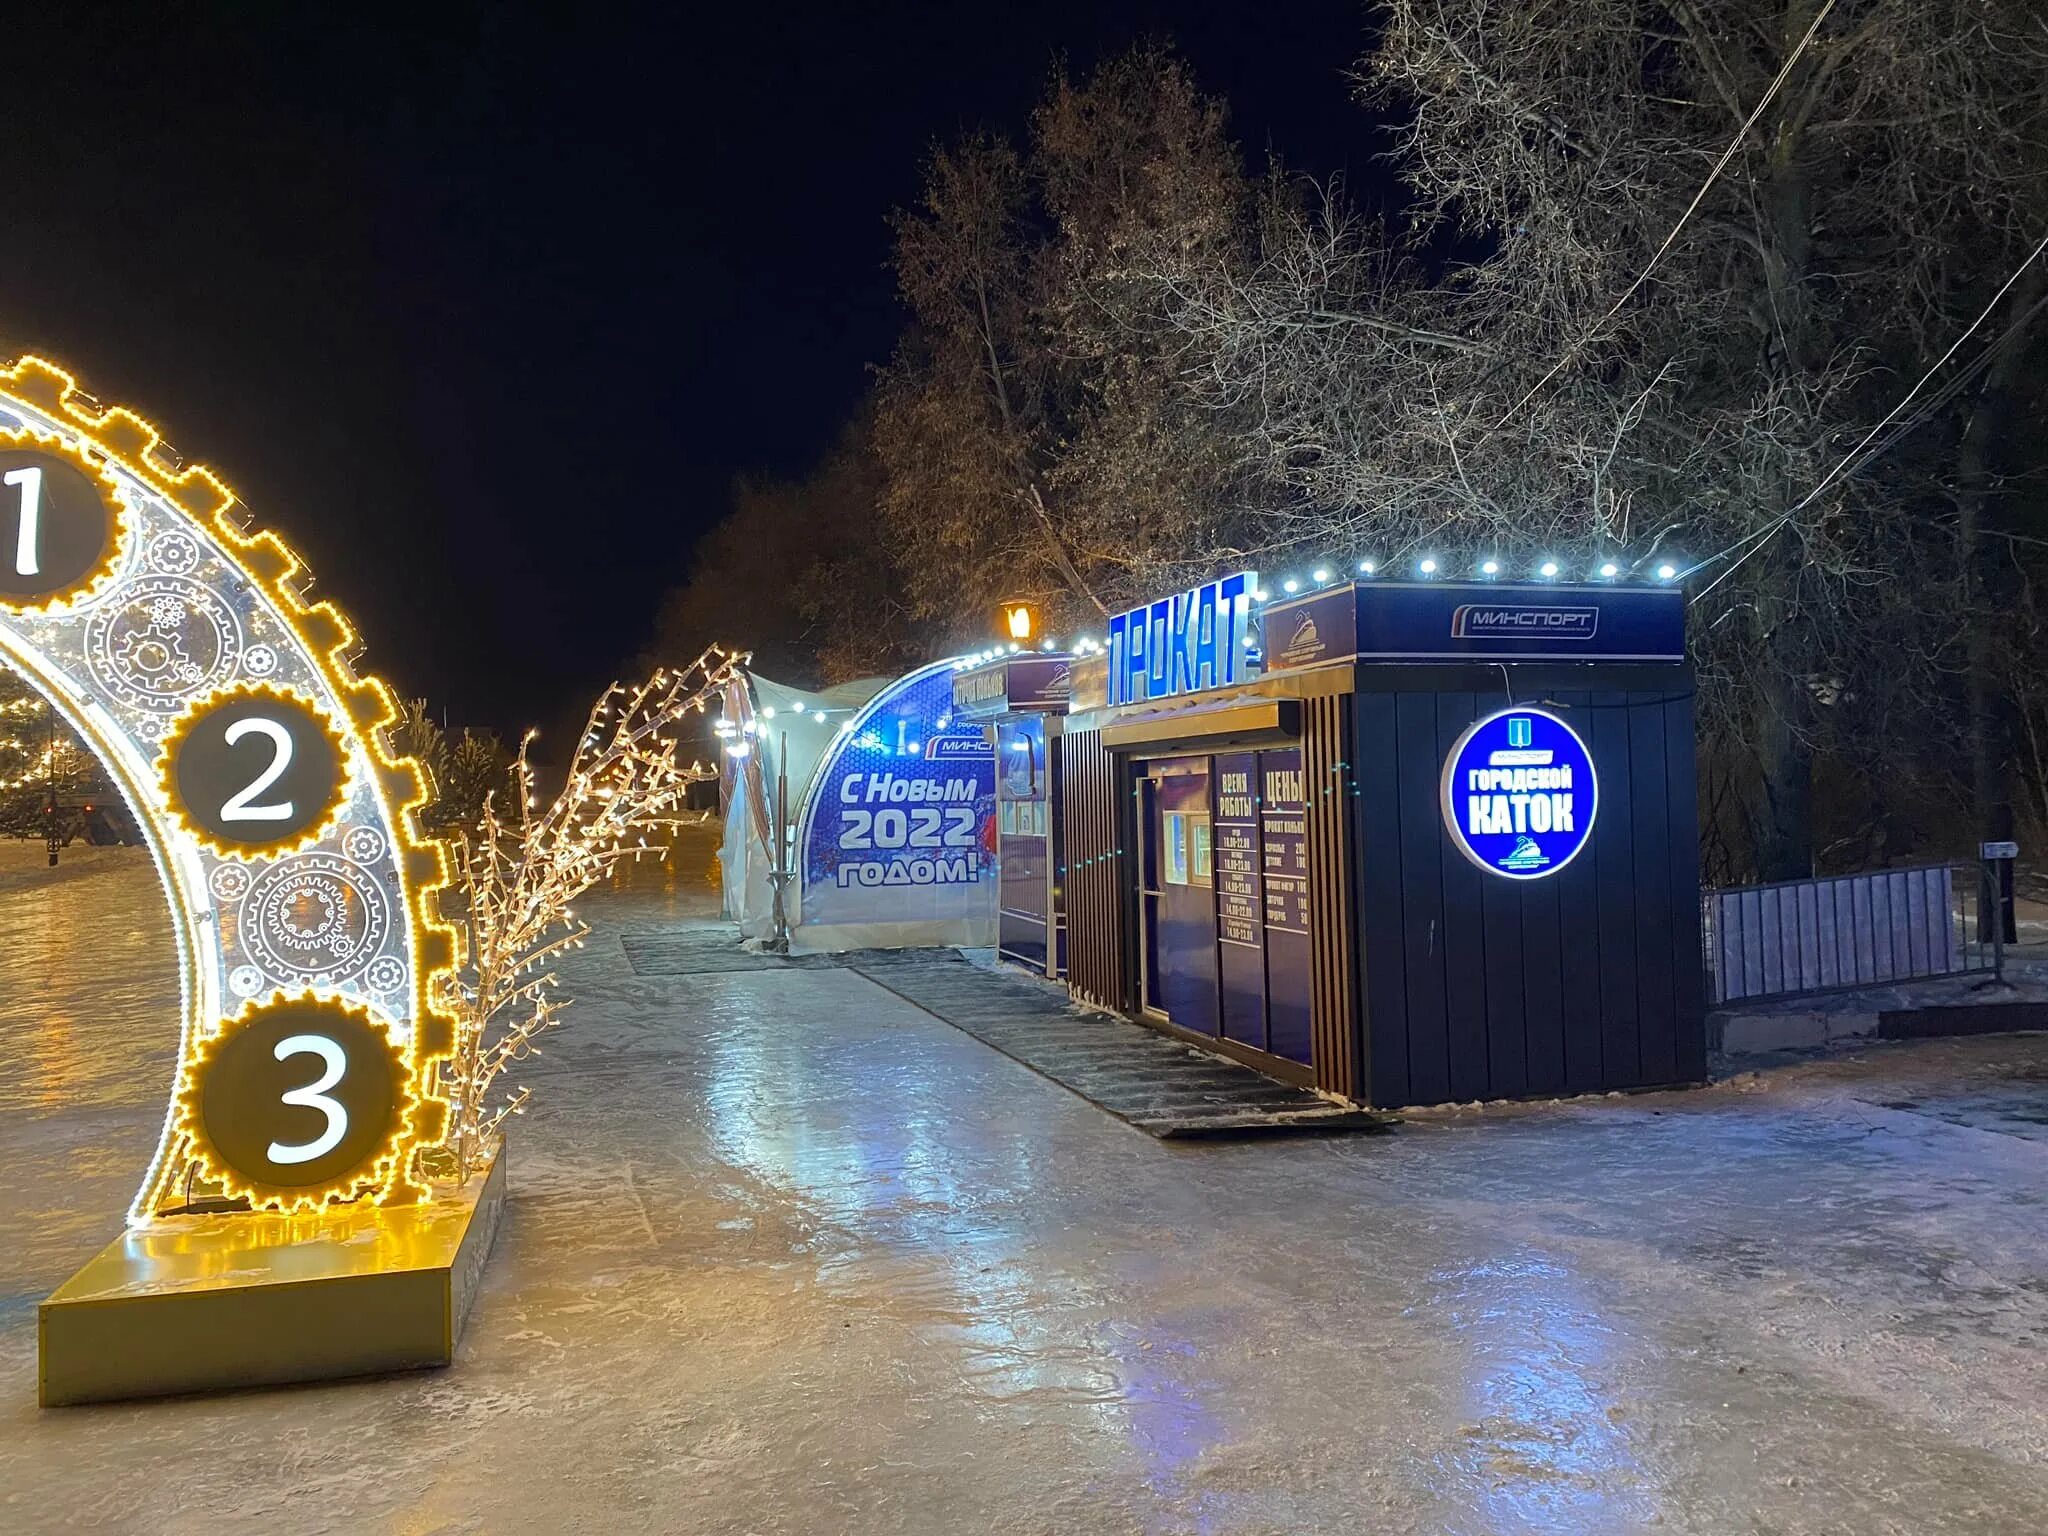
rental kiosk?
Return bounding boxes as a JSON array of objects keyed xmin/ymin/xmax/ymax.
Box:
[
  {"xmin": 1057, "ymin": 574, "xmax": 1705, "ymax": 1108},
  {"xmin": 949, "ymin": 653, "xmax": 1073, "ymax": 976}
]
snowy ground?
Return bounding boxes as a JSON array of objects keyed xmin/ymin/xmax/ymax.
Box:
[{"xmin": 3, "ymin": 837, "xmax": 2047, "ymax": 1534}]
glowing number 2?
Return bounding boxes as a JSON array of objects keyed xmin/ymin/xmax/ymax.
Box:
[
  {"xmin": 4, "ymin": 466, "xmax": 43, "ymax": 576},
  {"xmin": 268, "ymin": 1034, "xmax": 348, "ymax": 1165},
  {"xmin": 220, "ymin": 716, "xmax": 296, "ymax": 821}
]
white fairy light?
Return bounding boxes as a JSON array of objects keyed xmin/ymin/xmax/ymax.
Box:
[{"xmin": 438, "ymin": 645, "xmax": 740, "ymax": 1182}]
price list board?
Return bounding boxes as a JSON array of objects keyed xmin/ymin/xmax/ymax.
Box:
[
  {"xmin": 1260, "ymin": 747, "xmax": 1313, "ymax": 1064},
  {"xmin": 1212, "ymin": 751, "xmax": 1267, "ymax": 1049}
]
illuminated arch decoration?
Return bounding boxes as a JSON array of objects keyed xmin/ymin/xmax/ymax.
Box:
[{"xmin": 0, "ymin": 356, "xmax": 454, "ymax": 1219}]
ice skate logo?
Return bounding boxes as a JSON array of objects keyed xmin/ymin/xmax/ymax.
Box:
[
  {"xmin": 1500, "ymin": 835, "xmax": 1549, "ymax": 872},
  {"xmin": 1278, "ymin": 611, "xmax": 1323, "ymax": 664}
]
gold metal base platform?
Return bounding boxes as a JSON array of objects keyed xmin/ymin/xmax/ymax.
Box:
[{"xmin": 38, "ymin": 1149, "xmax": 506, "ymax": 1407}]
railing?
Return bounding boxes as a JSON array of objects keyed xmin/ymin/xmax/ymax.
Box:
[{"xmin": 1702, "ymin": 862, "xmax": 1994, "ymax": 1005}]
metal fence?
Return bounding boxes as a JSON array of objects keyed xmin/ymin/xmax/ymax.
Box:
[{"xmin": 1702, "ymin": 862, "xmax": 1994, "ymax": 1005}]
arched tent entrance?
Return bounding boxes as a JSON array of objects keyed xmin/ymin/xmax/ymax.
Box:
[
  {"xmin": 718, "ymin": 670, "xmax": 890, "ymax": 942},
  {"xmin": 720, "ymin": 659, "xmax": 998, "ymax": 953},
  {"xmin": 0, "ymin": 356, "xmax": 452, "ymax": 1224}
]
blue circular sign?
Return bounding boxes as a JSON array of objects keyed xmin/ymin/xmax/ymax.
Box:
[{"xmin": 1440, "ymin": 707, "xmax": 1598, "ymax": 880}]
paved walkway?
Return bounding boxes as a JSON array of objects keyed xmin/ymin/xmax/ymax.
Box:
[{"xmin": 3, "ymin": 839, "xmax": 2048, "ymax": 1534}]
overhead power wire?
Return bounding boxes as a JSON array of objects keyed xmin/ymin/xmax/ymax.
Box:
[
  {"xmin": 1686, "ymin": 226, "xmax": 2048, "ymax": 605},
  {"xmin": 1480, "ymin": 0, "xmax": 1842, "ymax": 445}
]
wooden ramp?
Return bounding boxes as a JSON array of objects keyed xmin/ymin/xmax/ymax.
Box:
[{"xmin": 852, "ymin": 956, "xmax": 1388, "ymax": 1140}]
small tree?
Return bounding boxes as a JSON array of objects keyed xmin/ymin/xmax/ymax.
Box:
[
  {"xmin": 427, "ymin": 648, "xmax": 739, "ymax": 1182},
  {"xmin": 392, "ymin": 699, "xmax": 514, "ymax": 833}
]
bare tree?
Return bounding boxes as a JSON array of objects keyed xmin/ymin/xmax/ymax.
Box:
[
  {"xmin": 1143, "ymin": 0, "xmax": 2048, "ymax": 878},
  {"xmin": 873, "ymin": 45, "xmax": 1258, "ymax": 639}
]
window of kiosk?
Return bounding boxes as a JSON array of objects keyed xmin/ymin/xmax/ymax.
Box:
[{"xmin": 1163, "ymin": 813, "xmax": 1213, "ymax": 888}]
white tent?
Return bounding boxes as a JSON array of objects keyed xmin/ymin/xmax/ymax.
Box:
[
  {"xmin": 718, "ymin": 670, "xmax": 887, "ymax": 943},
  {"xmin": 718, "ymin": 660, "xmax": 999, "ymax": 953}
]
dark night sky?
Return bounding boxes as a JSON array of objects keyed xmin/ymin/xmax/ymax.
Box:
[{"xmin": 3, "ymin": 1, "xmax": 1388, "ymax": 735}]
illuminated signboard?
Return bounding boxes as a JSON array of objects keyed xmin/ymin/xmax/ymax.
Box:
[
  {"xmin": 951, "ymin": 655, "xmax": 1071, "ymax": 717},
  {"xmin": 1440, "ymin": 707, "xmax": 1598, "ymax": 880},
  {"xmin": 1261, "ymin": 581, "xmax": 1684, "ymax": 669},
  {"xmin": 799, "ymin": 660, "xmax": 997, "ymax": 931},
  {"xmin": 1105, "ymin": 572, "xmax": 1257, "ymax": 707}
]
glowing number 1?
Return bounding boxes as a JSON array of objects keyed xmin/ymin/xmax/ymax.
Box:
[
  {"xmin": 4, "ymin": 466, "xmax": 43, "ymax": 576},
  {"xmin": 268, "ymin": 1034, "xmax": 348, "ymax": 1165}
]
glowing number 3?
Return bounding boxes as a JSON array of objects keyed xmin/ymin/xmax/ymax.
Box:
[
  {"xmin": 220, "ymin": 716, "xmax": 296, "ymax": 821},
  {"xmin": 4, "ymin": 465, "xmax": 42, "ymax": 576},
  {"xmin": 268, "ymin": 1034, "xmax": 348, "ymax": 1165}
]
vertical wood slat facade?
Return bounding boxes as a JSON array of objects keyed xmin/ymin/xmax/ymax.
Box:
[
  {"xmin": 1056, "ymin": 726, "xmax": 1131, "ymax": 1012},
  {"xmin": 1301, "ymin": 692, "xmax": 1360, "ymax": 1099},
  {"xmin": 1354, "ymin": 677, "xmax": 1705, "ymax": 1107}
]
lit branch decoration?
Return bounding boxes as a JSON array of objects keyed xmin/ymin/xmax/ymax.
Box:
[{"xmin": 432, "ymin": 645, "xmax": 744, "ymax": 1181}]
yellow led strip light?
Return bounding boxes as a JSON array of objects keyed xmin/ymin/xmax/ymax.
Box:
[{"xmin": 0, "ymin": 354, "xmax": 456, "ymax": 1215}]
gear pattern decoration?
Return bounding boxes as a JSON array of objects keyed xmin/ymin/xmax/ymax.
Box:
[
  {"xmin": 146, "ymin": 529, "xmax": 201, "ymax": 576},
  {"xmin": 237, "ymin": 853, "xmax": 393, "ymax": 987},
  {"xmin": 86, "ymin": 574, "xmax": 246, "ymax": 713},
  {"xmin": 0, "ymin": 355, "xmax": 456, "ymax": 1219}
]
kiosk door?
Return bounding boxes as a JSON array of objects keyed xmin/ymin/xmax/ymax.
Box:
[{"xmin": 1139, "ymin": 759, "xmax": 1220, "ymax": 1037}]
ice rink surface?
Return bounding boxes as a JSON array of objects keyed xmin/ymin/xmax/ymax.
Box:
[{"xmin": 3, "ymin": 836, "xmax": 2045, "ymax": 1534}]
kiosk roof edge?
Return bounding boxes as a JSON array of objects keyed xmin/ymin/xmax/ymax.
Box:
[{"xmin": 1261, "ymin": 577, "xmax": 1686, "ymax": 672}]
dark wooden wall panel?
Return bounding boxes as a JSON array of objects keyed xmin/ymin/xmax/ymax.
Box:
[
  {"xmin": 1058, "ymin": 728, "xmax": 1131, "ymax": 1012},
  {"xmin": 1354, "ymin": 692, "xmax": 1407, "ymax": 1105},
  {"xmin": 1394, "ymin": 692, "xmax": 1452, "ymax": 1104},
  {"xmin": 1303, "ymin": 693, "xmax": 1360, "ymax": 1098},
  {"xmin": 1436, "ymin": 692, "xmax": 1493, "ymax": 1102},
  {"xmin": 1349, "ymin": 678, "xmax": 1704, "ymax": 1109},
  {"xmin": 1630, "ymin": 701, "xmax": 1678, "ymax": 1085},
  {"xmin": 1665, "ymin": 695, "xmax": 1708, "ymax": 1083},
  {"xmin": 1551, "ymin": 691, "xmax": 1606, "ymax": 1094},
  {"xmin": 1590, "ymin": 690, "xmax": 1641, "ymax": 1088}
]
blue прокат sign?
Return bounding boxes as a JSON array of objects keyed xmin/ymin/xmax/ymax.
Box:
[
  {"xmin": 1439, "ymin": 707, "xmax": 1598, "ymax": 880},
  {"xmin": 1105, "ymin": 572, "xmax": 1257, "ymax": 706}
]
